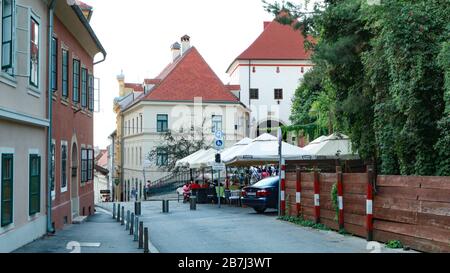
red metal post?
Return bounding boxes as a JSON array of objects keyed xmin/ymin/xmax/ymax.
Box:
[
  {"xmin": 366, "ymin": 165, "xmax": 374, "ymax": 241},
  {"xmin": 296, "ymin": 168, "xmax": 302, "ymax": 216},
  {"xmin": 280, "ymin": 159, "xmax": 286, "ymax": 216},
  {"xmin": 336, "ymin": 166, "xmax": 344, "ymax": 230},
  {"xmin": 313, "ymin": 168, "xmax": 320, "ymax": 223}
]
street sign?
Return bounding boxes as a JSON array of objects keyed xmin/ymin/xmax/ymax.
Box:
[
  {"xmin": 214, "ymin": 130, "xmax": 224, "ymax": 151},
  {"xmin": 212, "ymin": 163, "xmax": 226, "ymax": 171},
  {"xmin": 215, "ymin": 130, "xmax": 224, "ymax": 139},
  {"xmin": 215, "ymin": 139, "xmax": 224, "ymax": 150}
]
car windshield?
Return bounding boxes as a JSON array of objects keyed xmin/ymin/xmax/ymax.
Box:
[{"xmin": 253, "ymin": 177, "xmax": 278, "ymax": 187}]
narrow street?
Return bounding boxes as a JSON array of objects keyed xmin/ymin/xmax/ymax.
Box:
[
  {"xmin": 14, "ymin": 209, "xmax": 141, "ymax": 254},
  {"xmin": 97, "ymin": 201, "xmax": 413, "ymax": 253}
]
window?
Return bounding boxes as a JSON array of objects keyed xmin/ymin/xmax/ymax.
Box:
[
  {"xmin": 81, "ymin": 148, "xmax": 93, "ymax": 183},
  {"xmin": 29, "ymin": 18, "xmax": 39, "ymax": 87},
  {"xmin": 156, "ymin": 148, "xmax": 168, "ymax": 167},
  {"xmin": 274, "ymin": 89, "xmax": 283, "ymax": 100},
  {"xmin": 81, "ymin": 149, "xmax": 87, "ymax": 183},
  {"xmin": 51, "ymin": 142, "xmax": 55, "ymax": 195},
  {"xmin": 61, "ymin": 143, "xmax": 67, "ymax": 190},
  {"xmin": 1, "ymin": 0, "xmax": 14, "ymax": 73},
  {"xmin": 157, "ymin": 114, "xmax": 168, "ymax": 133},
  {"xmin": 88, "ymin": 149, "xmax": 93, "ymax": 181},
  {"xmin": 29, "ymin": 154, "xmax": 41, "ymax": 215},
  {"xmin": 212, "ymin": 115, "xmax": 223, "ymax": 133},
  {"xmin": 1, "ymin": 154, "xmax": 13, "ymax": 227},
  {"xmin": 250, "ymin": 89, "xmax": 259, "ymax": 100},
  {"xmin": 72, "ymin": 59, "xmax": 80, "ymax": 103},
  {"xmin": 88, "ymin": 75, "xmax": 94, "ymax": 111},
  {"xmin": 51, "ymin": 37, "xmax": 57, "ymax": 91},
  {"xmin": 139, "ymin": 147, "xmax": 142, "ymax": 166},
  {"xmin": 62, "ymin": 50, "xmax": 69, "ymax": 97},
  {"xmin": 132, "ymin": 118, "xmax": 135, "ymax": 134},
  {"xmin": 81, "ymin": 68, "xmax": 87, "ymax": 107},
  {"xmin": 140, "ymin": 115, "xmax": 143, "ymax": 133}
]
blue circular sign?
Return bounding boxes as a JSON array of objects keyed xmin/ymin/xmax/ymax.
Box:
[{"xmin": 215, "ymin": 140, "xmax": 224, "ymax": 147}]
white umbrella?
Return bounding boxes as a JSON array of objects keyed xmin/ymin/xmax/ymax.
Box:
[
  {"xmin": 218, "ymin": 137, "xmax": 253, "ymax": 163},
  {"xmin": 189, "ymin": 148, "xmax": 217, "ymax": 169},
  {"xmin": 294, "ymin": 133, "xmax": 358, "ymax": 159},
  {"xmin": 175, "ymin": 149, "xmax": 206, "ymax": 168},
  {"xmin": 224, "ymin": 133, "xmax": 311, "ymax": 165}
]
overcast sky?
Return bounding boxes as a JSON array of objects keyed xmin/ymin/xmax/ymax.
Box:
[{"xmin": 89, "ymin": 0, "xmax": 315, "ymax": 148}]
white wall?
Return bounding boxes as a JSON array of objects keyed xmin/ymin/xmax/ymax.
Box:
[
  {"xmin": 122, "ymin": 101, "xmax": 249, "ymax": 185},
  {"xmin": 229, "ymin": 60, "xmax": 313, "ymax": 138}
]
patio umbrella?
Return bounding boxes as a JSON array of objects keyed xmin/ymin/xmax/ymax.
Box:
[{"xmin": 224, "ymin": 133, "xmax": 311, "ymax": 166}]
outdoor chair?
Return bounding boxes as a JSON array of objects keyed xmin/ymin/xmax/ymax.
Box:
[
  {"xmin": 229, "ymin": 190, "xmax": 241, "ymax": 207},
  {"xmin": 176, "ymin": 187, "xmax": 184, "ymax": 203}
]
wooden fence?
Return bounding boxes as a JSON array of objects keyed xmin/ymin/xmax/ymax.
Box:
[
  {"xmin": 284, "ymin": 163, "xmax": 450, "ymax": 253},
  {"xmin": 373, "ymin": 176, "xmax": 450, "ymax": 253}
]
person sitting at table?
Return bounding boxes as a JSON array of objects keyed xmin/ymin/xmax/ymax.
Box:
[{"xmin": 191, "ymin": 180, "xmax": 201, "ymax": 190}]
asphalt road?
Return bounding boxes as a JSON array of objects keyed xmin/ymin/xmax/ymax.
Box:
[{"xmin": 98, "ymin": 201, "xmax": 413, "ymax": 253}]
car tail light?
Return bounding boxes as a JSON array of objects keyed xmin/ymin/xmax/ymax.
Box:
[
  {"xmin": 241, "ymin": 189, "xmax": 247, "ymax": 197},
  {"xmin": 257, "ymin": 189, "xmax": 270, "ymax": 197}
]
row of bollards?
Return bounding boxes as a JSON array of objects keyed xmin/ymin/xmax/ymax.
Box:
[{"xmin": 112, "ymin": 202, "xmax": 149, "ymax": 253}]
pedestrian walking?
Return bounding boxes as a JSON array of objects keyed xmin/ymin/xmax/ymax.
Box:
[{"xmin": 144, "ymin": 180, "xmax": 151, "ymax": 200}]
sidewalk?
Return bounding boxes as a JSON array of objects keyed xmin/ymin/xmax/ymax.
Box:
[{"xmin": 14, "ymin": 208, "xmax": 142, "ymax": 253}]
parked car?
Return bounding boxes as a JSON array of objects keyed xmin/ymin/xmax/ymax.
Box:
[{"xmin": 241, "ymin": 176, "xmax": 279, "ymax": 213}]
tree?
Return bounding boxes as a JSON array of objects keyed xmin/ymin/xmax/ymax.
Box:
[
  {"xmin": 147, "ymin": 119, "xmax": 211, "ymax": 172},
  {"xmin": 264, "ymin": 0, "xmax": 450, "ymax": 175}
]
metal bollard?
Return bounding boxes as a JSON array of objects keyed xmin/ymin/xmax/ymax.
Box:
[
  {"xmin": 190, "ymin": 196, "xmax": 197, "ymax": 210},
  {"xmin": 134, "ymin": 216, "xmax": 139, "ymax": 241},
  {"xmin": 130, "ymin": 213, "xmax": 135, "ymax": 235},
  {"xmin": 113, "ymin": 203, "xmax": 116, "ymax": 219},
  {"xmin": 138, "ymin": 221, "xmax": 144, "ymax": 249},
  {"xmin": 121, "ymin": 207, "xmax": 125, "ymax": 225},
  {"xmin": 144, "ymin": 227, "xmax": 149, "ymax": 253},
  {"xmin": 135, "ymin": 201, "xmax": 142, "ymax": 216},
  {"xmin": 162, "ymin": 200, "xmax": 169, "ymax": 213},
  {"xmin": 116, "ymin": 204, "xmax": 121, "ymax": 222},
  {"xmin": 126, "ymin": 210, "xmax": 130, "ymax": 230}
]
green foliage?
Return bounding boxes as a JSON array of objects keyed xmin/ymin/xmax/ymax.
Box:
[
  {"xmin": 331, "ymin": 183, "xmax": 338, "ymax": 221},
  {"xmin": 264, "ymin": 0, "xmax": 450, "ymax": 176},
  {"xmin": 278, "ymin": 215, "xmax": 330, "ymax": 231},
  {"xmin": 385, "ymin": 240, "xmax": 403, "ymax": 249}
]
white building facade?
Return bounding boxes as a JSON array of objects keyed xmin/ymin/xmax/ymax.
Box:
[
  {"xmin": 116, "ymin": 36, "xmax": 249, "ymax": 201},
  {"xmin": 227, "ymin": 20, "xmax": 314, "ymax": 144}
]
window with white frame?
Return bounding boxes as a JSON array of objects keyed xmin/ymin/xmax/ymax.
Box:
[
  {"xmin": 1, "ymin": 153, "xmax": 13, "ymax": 227},
  {"xmin": 81, "ymin": 148, "xmax": 87, "ymax": 183},
  {"xmin": 87, "ymin": 149, "xmax": 93, "ymax": 181},
  {"xmin": 212, "ymin": 115, "xmax": 223, "ymax": 133},
  {"xmin": 51, "ymin": 140, "xmax": 55, "ymax": 197},
  {"xmin": 29, "ymin": 17, "xmax": 39, "ymax": 87},
  {"xmin": 1, "ymin": 0, "xmax": 14, "ymax": 75},
  {"xmin": 51, "ymin": 37, "xmax": 57, "ymax": 91},
  {"xmin": 61, "ymin": 142, "xmax": 68, "ymax": 191}
]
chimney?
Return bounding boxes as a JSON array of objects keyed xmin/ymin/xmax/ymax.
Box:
[
  {"xmin": 171, "ymin": 42, "xmax": 181, "ymax": 62},
  {"xmin": 117, "ymin": 70, "xmax": 125, "ymax": 97},
  {"xmin": 181, "ymin": 34, "xmax": 191, "ymax": 55}
]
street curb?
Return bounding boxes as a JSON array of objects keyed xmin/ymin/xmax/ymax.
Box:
[{"xmin": 95, "ymin": 205, "xmax": 160, "ymax": 254}]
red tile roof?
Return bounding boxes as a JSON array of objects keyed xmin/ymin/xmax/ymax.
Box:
[
  {"xmin": 124, "ymin": 83, "xmax": 144, "ymax": 92},
  {"xmin": 225, "ymin": 85, "xmax": 241, "ymax": 91},
  {"xmin": 142, "ymin": 47, "xmax": 239, "ymax": 102},
  {"xmin": 228, "ymin": 19, "xmax": 314, "ymax": 71},
  {"xmin": 144, "ymin": 79, "xmax": 161, "ymax": 85}
]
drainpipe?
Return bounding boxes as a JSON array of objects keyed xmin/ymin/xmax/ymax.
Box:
[
  {"xmin": 120, "ymin": 113, "xmax": 125, "ymax": 202},
  {"xmin": 47, "ymin": 0, "xmax": 56, "ymax": 234}
]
